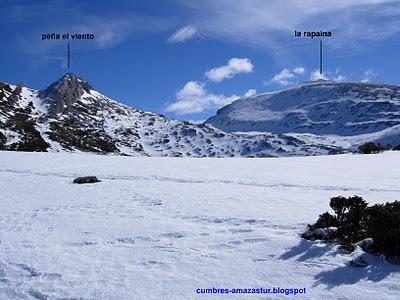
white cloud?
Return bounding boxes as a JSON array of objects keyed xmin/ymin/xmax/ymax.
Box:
[
  {"xmin": 332, "ymin": 69, "xmax": 346, "ymax": 81},
  {"xmin": 361, "ymin": 69, "xmax": 377, "ymax": 82},
  {"xmin": 168, "ymin": 25, "xmax": 197, "ymax": 43},
  {"xmin": 165, "ymin": 81, "xmax": 255, "ymax": 115},
  {"xmin": 77, "ymin": 17, "xmax": 173, "ymax": 49},
  {"xmin": 333, "ymin": 75, "xmax": 346, "ymax": 81},
  {"xmin": 310, "ymin": 70, "xmax": 329, "ymax": 81},
  {"xmin": 19, "ymin": 12, "xmax": 176, "ymax": 56},
  {"xmin": 310, "ymin": 69, "xmax": 346, "ymax": 81},
  {"xmin": 269, "ymin": 69, "xmax": 295, "ymax": 86},
  {"xmin": 267, "ymin": 67, "xmax": 346, "ymax": 86},
  {"xmin": 266, "ymin": 67, "xmax": 305, "ymax": 86},
  {"xmin": 205, "ymin": 58, "xmax": 254, "ymax": 82},
  {"xmin": 177, "ymin": 1, "xmax": 400, "ymax": 49},
  {"xmin": 71, "ymin": 19, "xmax": 133, "ymax": 49},
  {"xmin": 177, "ymin": 81, "xmax": 205, "ymax": 99},
  {"xmin": 244, "ymin": 89, "xmax": 257, "ymax": 97},
  {"xmin": 166, "ymin": 57, "xmax": 256, "ymax": 115},
  {"xmin": 293, "ymin": 67, "xmax": 305, "ymax": 75}
]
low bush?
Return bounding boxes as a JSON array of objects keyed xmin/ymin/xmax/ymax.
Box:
[
  {"xmin": 358, "ymin": 142, "xmax": 386, "ymax": 154},
  {"xmin": 393, "ymin": 144, "xmax": 400, "ymax": 151},
  {"xmin": 303, "ymin": 196, "xmax": 400, "ymax": 259},
  {"xmin": 366, "ymin": 201, "xmax": 400, "ymax": 257}
]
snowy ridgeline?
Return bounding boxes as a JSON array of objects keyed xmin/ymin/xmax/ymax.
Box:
[
  {"xmin": 2, "ymin": 74, "xmax": 400, "ymax": 158},
  {"xmin": 0, "ymin": 151, "xmax": 399, "ymax": 299},
  {"xmin": 206, "ymin": 80, "xmax": 400, "ymax": 143}
]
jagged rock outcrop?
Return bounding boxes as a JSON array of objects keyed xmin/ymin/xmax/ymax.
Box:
[{"xmin": 39, "ymin": 73, "xmax": 93, "ymax": 116}]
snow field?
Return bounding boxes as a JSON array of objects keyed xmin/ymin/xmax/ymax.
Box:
[{"xmin": 0, "ymin": 151, "xmax": 399, "ymax": 299}]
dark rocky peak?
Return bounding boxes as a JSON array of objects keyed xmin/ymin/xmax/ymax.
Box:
[
  {"xmin": 0, "ymin": 81, "xmax": 23, "ymax": 105},
  {"xmin": 39, "ymin": 73, "xmax": 93, "ymax": 115},
  {"xmin": 0, "ymin": 81, "xmax": 13, "ymax": 94}
]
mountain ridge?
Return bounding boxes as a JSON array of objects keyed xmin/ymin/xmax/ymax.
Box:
[
  {"xmin": 1, "ymin": 74, "xmax": 397, "ymax": 157},
  {"xmin": 206, "ymin": 80, "xmax": 400, "ymax": 139}
]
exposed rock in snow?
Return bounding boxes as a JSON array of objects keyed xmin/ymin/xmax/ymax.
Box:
[
  {"xmin": 302, "ymin": 227, "xmax": 337, "ymax": 240},
  {"xmin": 73, "ymin": 176, "xmax": 101, "ymax": 184},
  {"xmin": 1, "ymin": 74, "xmax": 399, "ymax": 156},
  {"xmin": 356, "ymin": 238, "xmax": 374, "ymax": 252},
  {"xmin": 0, "ymin": 74, "xmax": 351, "ymax": 157}
]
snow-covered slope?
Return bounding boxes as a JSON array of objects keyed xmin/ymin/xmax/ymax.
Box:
[
  {"xmin": 0, "ymin": 74, "xmax": 351, "ymax": 157},
  {"xmin": 0, "ymin": 151, "xmax": 399, "ymax": 299},
  {"xmin": 2, "ymin": 75, "xmax": 399, "ymax": 157},
  {"xmin": 206, "ymin": 80, "xmax": 400, "ymax": 144}
]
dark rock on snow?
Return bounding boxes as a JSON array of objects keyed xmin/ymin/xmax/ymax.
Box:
[{"xmin": 73, "ymin": 176, "xmax": 101, "ymax": 184}]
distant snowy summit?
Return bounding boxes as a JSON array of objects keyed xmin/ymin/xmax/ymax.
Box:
[
  {"xmin": 0, "ymin": 74, "xmax": 398, "ymax": 157},
  {"xmin": 206, "ymin": 80, "xmax": 400, "ymax": 139}
]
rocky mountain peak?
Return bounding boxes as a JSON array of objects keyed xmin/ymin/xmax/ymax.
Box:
[{"xmin": 39, "ymin": 73, "xmax": 93, "ymax": 115}]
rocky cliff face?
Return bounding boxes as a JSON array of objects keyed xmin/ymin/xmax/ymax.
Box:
[
  {"xmin": 39, "ymin": 72, "xmax": 93, "ymax": 116},
  {"xmin": 1, "ymin": 74, "xmax": 396, "ymax": 157}
]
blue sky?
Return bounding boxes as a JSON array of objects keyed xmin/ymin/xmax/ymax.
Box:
[{"xmin": 1, "ymin": 0, "xmax": 400, "ymax": 121}]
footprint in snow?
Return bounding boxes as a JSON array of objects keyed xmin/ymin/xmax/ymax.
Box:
[{"xmin": 160, "ymin": 232, "xmax": 186, "ymax": 239}]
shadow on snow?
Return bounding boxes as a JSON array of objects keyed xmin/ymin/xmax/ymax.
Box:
[{"xmin": 280, "ymin": 239, "xmax": 398, "ymax": 288}]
